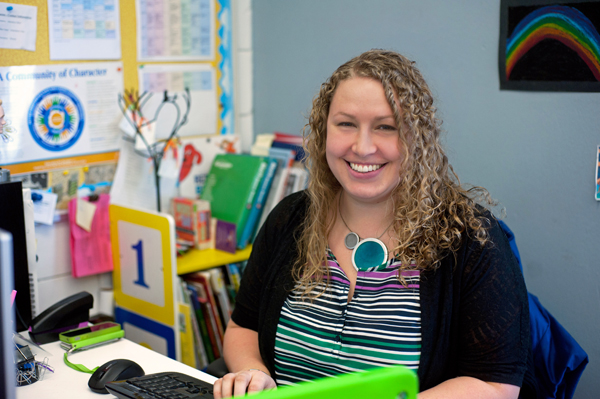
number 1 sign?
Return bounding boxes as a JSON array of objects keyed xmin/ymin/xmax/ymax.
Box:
[{"xmin": 110, "ymin": 204, "xmax": 177, "ymax": 327}]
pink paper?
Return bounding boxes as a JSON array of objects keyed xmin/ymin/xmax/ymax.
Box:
[{"xmin": 68, "ymin": 194, "xmax": 114, "ymax": 278}]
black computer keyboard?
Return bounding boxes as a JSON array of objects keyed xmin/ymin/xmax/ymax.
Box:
[{"xmin": 105, "ymin": 371, "xmax": 214, "ymax": 399}]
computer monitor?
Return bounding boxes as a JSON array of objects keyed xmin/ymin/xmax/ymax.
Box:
[
  {"xmin": 0, "ymin": 228, "xmax": 16, "ymax": 399},
  {"xmin": 0, "ymin": 181, "xmax": 32, "ymax": 332}
]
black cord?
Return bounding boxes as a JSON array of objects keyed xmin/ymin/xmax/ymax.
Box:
[{"xmin": 15, "ymin": 305, "xmax": 29, "ymax": 333}]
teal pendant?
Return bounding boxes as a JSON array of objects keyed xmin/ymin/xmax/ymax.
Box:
[{"xmin": 351, "ymin": 238, "xmax": 388, "ymax": 271}]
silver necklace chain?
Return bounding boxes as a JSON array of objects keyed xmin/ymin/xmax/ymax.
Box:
[{"xmin": 337, "ymin": 193, "xmax": 394, "ymax": 241}]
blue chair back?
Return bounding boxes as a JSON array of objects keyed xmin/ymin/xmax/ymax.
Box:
[{"xmin": 498, "ymin": 221, "xmax": 588, "ymax": 399}]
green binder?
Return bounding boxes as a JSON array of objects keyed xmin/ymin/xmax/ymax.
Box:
[{"xmin": 201, "ymin": 154, "xmax": 268, "ymax": 247}]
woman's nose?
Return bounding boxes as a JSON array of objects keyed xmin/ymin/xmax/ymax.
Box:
[{"xmin": 352, "ymin": 129, "xmax": 376, "ymax": 156}]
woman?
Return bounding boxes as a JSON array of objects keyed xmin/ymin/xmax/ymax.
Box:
[{"xmin": 214, "ymin": 50, "xmax": 529, "ymax": 399}]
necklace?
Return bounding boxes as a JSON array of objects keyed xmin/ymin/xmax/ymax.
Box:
[{"xmin": 338, "ymin": 194, "xmax": 394, "ymax": 271}]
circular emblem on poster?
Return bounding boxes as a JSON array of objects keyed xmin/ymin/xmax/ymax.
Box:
[{"xmin": 28, "ymin": 87, "xmax": 85, "ymax": 152}]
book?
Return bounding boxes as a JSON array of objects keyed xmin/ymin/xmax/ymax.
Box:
[
  {"xmin": 187, "ymin": 272, "xmax": 225, "ymax": 345},
  {"xmin": 178, "ymin": 302, "xmax": 199, "ymax": 369},
  {"xmin": 187, "ymin": 282, "xmax": 219, "ymax": 362},
  {"xmin": 187, "ymin": 303, "xmax": 208, "ymax": 369},
  {"xmin": 209, "ymin": 268, "xmax": 233, "ymax": 326},
  {"xmin": 250, "ymin": 133, "xmax": 275, "ymax": 156},
  {"xmin": 291, "ymin": 164, "xmax": 309, "ymax": 192},
  {"xmin": 185, "ymin": 283, "xmax": 212, "ymax": 363},
  {"xmin": 215, "ymin": 219, "xmax": 237, "ymax": 254},
  {"xmin": 271, "ymin": 131, "xmax": 305, "ymax": 162},
  {"xmin": 180, "ymin": 280, "xmax": 208, "ymax": 369},
  {"xmin": 198, "ymin": 271, "xmax": 225, "ymax": 342},
  {"xmin": 273, "ymin": 131, "xmax": 303, "ymax": 144},
  {"xmin": 226, "ymin": 263, "xmax": 242, "ymax": 293},
  {"xmin": 200, "ymin": 154, "xmax": 268, "ymax": 248},
  {"xmin": 221, "ymin": 264, "xmax": 238, "ymax": 305},
  {"xmin": 281, "ymin": 163, "xmax": 309, "ymax": 199},
  {"xmin": 257, "ymin": 147, "xmax": 296, "ymax": 232},
  {"xmin": 238, "ymin": 157, "xmax": 278, "ymax": 248},
  {"xmin": 223, "ymin": 263, "xmax": 242, "ymax": 308},
  {"xmin": 173, "ymin": 197, "xmax": 211, "ymax": 250}
]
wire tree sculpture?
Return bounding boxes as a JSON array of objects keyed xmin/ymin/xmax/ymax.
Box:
[{"xmin": 117, "ymin": 88, "xmax": 191, "ymax": 212}]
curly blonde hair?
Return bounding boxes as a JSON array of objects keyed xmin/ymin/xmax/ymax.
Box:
[{"xmin": 292, "ymin": 49, "xmax": 495, "ymax": 297}]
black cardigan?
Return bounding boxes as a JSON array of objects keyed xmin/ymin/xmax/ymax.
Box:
[{"xmin": 231, "ymin": 191, "xmax": 530, "ymax": 391}]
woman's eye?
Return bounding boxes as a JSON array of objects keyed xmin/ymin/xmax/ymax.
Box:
[
  {"xmin": 338, "ymin": 122, "xmax": 355, "ymax": 127},
  {"xmin": 378, "ymin": 124, "xmax": 397, "ymax": 131}
]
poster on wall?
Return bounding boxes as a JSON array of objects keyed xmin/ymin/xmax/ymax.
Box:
[
  {"xmin": 135, "ymin": 0, "xmax": 215, "ymax": 62},
  {"xmin": 499, "ymin": 0, "xmax": 600, "ymax": 92},
  {"xmin": 47, "ymin": 0, "xmax": 122, "ymax": 60},
  {"xmin": 138, "ymin": 63, "xmax": 218, "ymax": 138},
  {"xmin": 595, "ymin": 145, "xmax": 600, "ymax": 201},
  {"xmin": 0, "ymin": 62, "xmax": 124, "ymax": 165},
  {"xmin": 0, "ymin": 2, "xmax": 38, "ymax": 51},
  {"xmin": 177, "ymin": 134, "xmax": 239, "ymax": 198},
  {"xmin": 6, "ymin": 152, "xmax": 119, "ymax": 213}
]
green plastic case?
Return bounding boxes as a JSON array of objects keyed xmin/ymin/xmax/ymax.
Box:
[
  {"xmin": 252, "ymin": 365, "xmax": 418, "ymax": 399},
  {"xmin": 59, "ymin": 322, "xmax": 122, "ymax": 344}
]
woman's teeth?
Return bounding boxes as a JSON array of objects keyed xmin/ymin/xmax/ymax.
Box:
[{"xmin": 349, "ymin": 163, "xmax": 382, "ymax": 173}]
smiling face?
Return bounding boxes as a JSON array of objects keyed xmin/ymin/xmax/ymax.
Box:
[{"xmin": 325, "ymin": 76, "xmax": 405, "ymax": 205}]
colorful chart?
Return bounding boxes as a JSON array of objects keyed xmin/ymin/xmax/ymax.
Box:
[
  {"xmin": 136, "ymin": 0, "xmax": 214, "ymax": 61},
  {"xmin": 27, "ymin": 86, "xmax": 85, "ymax": 152}
]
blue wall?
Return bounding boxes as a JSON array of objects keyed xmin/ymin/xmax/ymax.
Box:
[{"xmin": 253, "ymin": 1, "xmax": 599, "ymax": 397}]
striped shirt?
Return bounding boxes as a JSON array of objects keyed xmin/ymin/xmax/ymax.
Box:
[{"xmin": 274, "ymin": 250, "xmax": 421, "ymax": 385}]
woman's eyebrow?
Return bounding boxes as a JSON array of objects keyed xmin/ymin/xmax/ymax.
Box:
[
  {"xmin": 331, "ymin": 111, "xmax": 356, "ymax": 119},
  {"xmin": 373, "ymin": 115, "xmax": 395, "ymax": 122},
  {"xmin": 331, "ymin": 112, "xmax": 395, "ymax": 121}
]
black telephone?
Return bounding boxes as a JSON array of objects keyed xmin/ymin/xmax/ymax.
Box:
[{"xmin": 28, "ymin": 291, "xmax": 93, "ymax": 344}]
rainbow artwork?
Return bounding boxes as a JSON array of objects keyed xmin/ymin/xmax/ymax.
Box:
[{"xmin": 502, "ymin": 2, "xmax": 600, "ymax": 90}]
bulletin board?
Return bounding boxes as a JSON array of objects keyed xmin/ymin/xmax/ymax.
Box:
[{"xmin": 0, "ymin": 0, "xmax": 233, "ymax": 212}]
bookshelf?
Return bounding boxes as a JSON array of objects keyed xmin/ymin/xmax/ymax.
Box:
[
  {"xmin": 112, "ymin": 134, "xmax": 304, "ymax": 365},
  {"xmin": 176, "ymin": 246, "xmax": 252, "ymax": 275}
]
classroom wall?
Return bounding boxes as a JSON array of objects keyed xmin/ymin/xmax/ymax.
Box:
[
  {"xmin": 0, "ymin": 0, "xmax": 253, "ymax": 319},
  {"xmin": 252, "ymin": 1, "xmax": 599, "ymax": 397}
]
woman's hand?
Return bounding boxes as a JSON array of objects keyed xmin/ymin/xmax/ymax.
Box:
[
  {"xmin": 213, "ymin": 368, "xmax": 276, "ymax": 398},
  {"xmin": 217, "ymin": 320, "xmax": 275, "ymax": 397}
]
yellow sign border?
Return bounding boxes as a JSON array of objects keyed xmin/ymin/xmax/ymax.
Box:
[{"xmin": 110, "ymin": 204, "xmax": 176, "ymax": 327}]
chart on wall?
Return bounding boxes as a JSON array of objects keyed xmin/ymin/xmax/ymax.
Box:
[
  {"xmin": 0, "ymin": 62, "xmax": 124, "ymax": 165},
  {"xmin": 499, "ymin": 0, "xmax": 600, "ymax": 92},
  {"xmin": 138, "ymin": 63, "xmax": 218, "ymax": 137},
  {"xmin": 134, "ymin": 0, "xmax": 234, "ymax": 135},
  {"xmin": 47, "ymin": 0, "xmax": 122, "ymax": 60},
  {"xmin": 136, "ymin": 0, "xmax": 215, "ymax": 62}
]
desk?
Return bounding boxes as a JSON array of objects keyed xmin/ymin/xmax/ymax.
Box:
[{"xmin": 16, "ymin": 338, "xmax": 217, "ymax": 399}]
